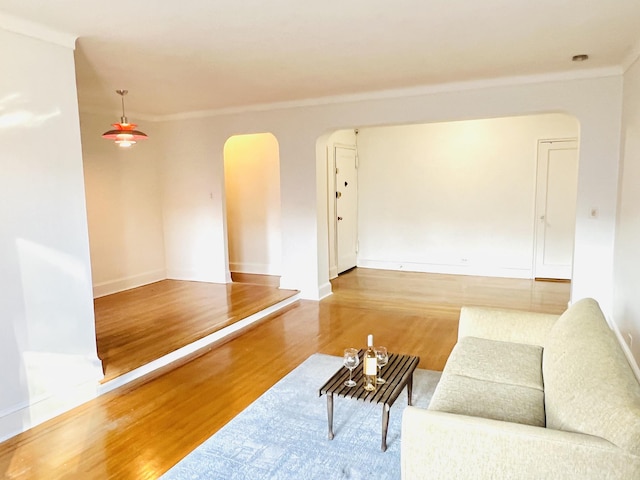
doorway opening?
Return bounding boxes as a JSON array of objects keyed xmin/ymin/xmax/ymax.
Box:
[
  {"xmin": 223, "ymin": 133, "xmax": 282, "ymax": 287},
  {"xmin": 534, "ymin": 138, "xmax": 579, "ymax": 281},
  {"xmin": 323, "ymin": 114, "xmax": 580, "ymax": 283},
  {"xmin": 323, "ymin": 130, "xmax": 359, "ymax": 280}
]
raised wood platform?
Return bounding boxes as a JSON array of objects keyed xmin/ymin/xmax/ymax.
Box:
[{"xmin": 95, "ymin": 279, "xmax": 298, "ymax": 382}]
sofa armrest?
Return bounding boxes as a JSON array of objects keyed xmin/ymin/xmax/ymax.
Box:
[
  {"xmin": 401, "ymin": 407, "xmax": 639, "ymax": 480},
  {"xmin": 458, "ymin": 306, "xmax": 559, "ymax": 346}
]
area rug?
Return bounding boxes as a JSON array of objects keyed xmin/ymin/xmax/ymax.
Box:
[{"xmin": 161, "ymin": 353, "xmax": 441, "ymax": 480}]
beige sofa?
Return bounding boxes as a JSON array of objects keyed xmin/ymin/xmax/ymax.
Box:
[{"xmin": 401, "ymin": 298, "xmax": 640, "ymax": 479}]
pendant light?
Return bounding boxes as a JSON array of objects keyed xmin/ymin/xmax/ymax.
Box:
[{"xmin": 102, "ymin": 89, "xmax": 148, "ymax": 147}]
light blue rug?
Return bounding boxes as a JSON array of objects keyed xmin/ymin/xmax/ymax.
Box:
[{"xmin": 161, "ymin": 353, "xmax": 441, "ymax": 480}]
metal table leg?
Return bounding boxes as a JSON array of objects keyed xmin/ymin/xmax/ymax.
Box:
[
  {"xmin": 381, "ymin": 403, "xmax": 390, "ymax": 452},
  {"xmin": 327, "ymin": 393, "xmax": 334, "ymax": 440},
  {"xmin": 408, "ymin": 372, "xmax": 414, "ymax": 406}
]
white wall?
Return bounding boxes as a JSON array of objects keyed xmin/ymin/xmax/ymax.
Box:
[
  {"xmin": 160, "ymin": 117, "xmax": 230, "ymax": 283},
  {"xmin": 356, "ymin": 114, "xmax": 579, "ymax": 278},
  {"xmin": 224, "ymin": 133, "xmax": 282, "ymax": 276},
  {"xmin": 157, "ymin": 75, "xmax": 622, "ymax": 310},
  {"xmin": 0, "ymin": 25, "xmax": 103, "ymax": 441},
  {"xmin": 614, "ymin": 56, "xmax": 640, "ymax": 363},
  {"xmin": 159, "ymin": 113, "xmax": 334, "ymax": 297},
  {"xmin": 81, "ymin": 112, "xmax": 166, "ymax": 297}
]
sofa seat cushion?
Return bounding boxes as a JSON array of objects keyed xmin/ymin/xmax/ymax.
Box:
[
  {"xmin": 443, "ymin": 336, "xmax": 543, "ymax": 390},
  {"xmin": 428, "ymin": 374, "xmax": 546, "ymax": 426},
  {"xmin": 428, "ymin": 336, "xmax": 545, "ymax": 427}
]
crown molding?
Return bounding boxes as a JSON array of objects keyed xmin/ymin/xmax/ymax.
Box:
[
  {"xmin": 151, "ymin": 66, "xmax": 623, "ymax": 122},
  {"xmin": 79, "ymin": 65, "xmax": 623, "ymax": 123},
  {"xmin": 0, "ymin": 12, "xmax": 76, "ymax": 49},
  {"xmin": 78, "ymin": 104, "xmax": 156, "ymax": 122},
  {"xmin": 621, "ymin": 40, "xmax": 640, "ymax": 73}
]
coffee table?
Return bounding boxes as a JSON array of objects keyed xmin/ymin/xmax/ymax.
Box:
[{"xmin": 319, "ymin": 350, "xmax": 420, "ymax": 451}]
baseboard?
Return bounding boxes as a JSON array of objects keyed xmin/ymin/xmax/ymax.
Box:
[
  {"xmin": 0, "ymin": 294, "xmax": 300, "ymax": 444},
  {"xmin": 329, "ymin": 265, "xmax": 338, "ymax": 279},
  {"xmin": 93, "ymin": 269, "xmax": 166, "ymax": 298},
  {"xmin": 357, "ymin": 259, "xmax": 531, "ymax": 279},
  {"xmin": 608, "ymin": 315, "xmax": 640, "ymax": 383},
  {"xmin": 0, "ymin": 355, "xmax": 104, "ymax": 443},
  {"xmin": 317, "ymin": 281, "xmax": 333, "ymax": 300},
  {"xmin": 228, "ymin": 262, "xmax": 280, "ymax": 276},
  {"xmin": 165, "ymin": 268, "xmax": 228, "ymax": 284},
  {"xmin": 230, "ymin": 272, "xmax": 280, "ymax": 287}
]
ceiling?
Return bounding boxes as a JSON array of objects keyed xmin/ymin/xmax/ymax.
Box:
[{"xmin": 2, "ymin": 0, "xmax": 640, "ymax": 117}]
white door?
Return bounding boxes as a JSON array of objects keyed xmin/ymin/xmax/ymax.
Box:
[
  {"xmin": 335, "ymin": 146, "xmax": 358, "ymax": 274},
  {"xmin": 534, "ymin": 139, "xmax": 579, "ymax": 279}
]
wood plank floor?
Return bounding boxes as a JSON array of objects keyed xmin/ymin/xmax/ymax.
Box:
[
  {"xmin": 95, "ymin": 279, "xmax": 298, "ymax": 382},
  {"xmin": 0, "ymin": 269, "xmax": 570, "ymax": 480}
]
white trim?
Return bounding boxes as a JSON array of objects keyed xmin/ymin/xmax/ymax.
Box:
[
  {"xmin": 607, "ymin": 315, "xmax": 640, "ymax": 383},
  {"xmin": 621, "ymin": 39, "xmax": 640, "ymax": 73},
  {"xmin": 317, "ymin": 282, "xmax": 333, "ymax": 300},
  {"xmin": 0, "ymin": 358, "xmax": 103, "ymax": 443},
  {"xmin": 150, "ymin": 67, "xmax": 622, "ymax": 122},
  {"xmin": 165, "ymin": 268, "xmax": 227, "ymax": 284},
  {"xmin": 329, "ymin": 266, "xmax": 339, "ymax": 279},
  {"xmin": 532, "ymin": 138, "xmax": 579, "ymax": 281},
  {"xmin": 92, "ymin": 269, "xmax": 167, "ymax": 298},
  {"xmin": 357, "ymin": 259, "xmax": 531, "ymax": 279},
  {"xmin": 332, "ymin": 142, "xmax": 357, "ymax": 150},
  {"xmin": 78, "ymin": 104, "xmax": 156, "ymax": 122},
  {"xmin": 98, "ymin": 294, "xmax": 300, "ymax": 395},
  {"xmin": 228, "ymin": 262, "xmax": 281, "ymax": 276},
  {"xmin": 0, "ymin": 12, "xmax": 76, "ymax": 49},
  {"xmin": 0, "ymin": 295, "xmax": 299, "ymax": 443}
]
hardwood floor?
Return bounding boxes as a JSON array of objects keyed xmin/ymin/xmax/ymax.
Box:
[
  {"xmin": 0, "ymin": 269, "xmax": 570, "ymax": 480},
  {"xmin": 95, "ymin": 279, "xmax": 297, "ymax": 382}
]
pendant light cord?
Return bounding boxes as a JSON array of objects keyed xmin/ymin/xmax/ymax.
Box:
[{"xmin": 116, "ymin": 89, "xmax": 128, "ymax": 123}]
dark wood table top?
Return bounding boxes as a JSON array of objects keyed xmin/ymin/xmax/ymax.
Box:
[{"xmin": 319, "ymin": 350, "xmax": 420, "ymax": 406}]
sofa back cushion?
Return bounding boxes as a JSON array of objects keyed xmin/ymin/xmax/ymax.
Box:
[{"xmin": 542, "ymin": 298, "xmax": 640, "ymax": 455}]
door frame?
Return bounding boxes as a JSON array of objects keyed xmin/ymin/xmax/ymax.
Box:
[
  {"xmin": 532, "ymin": 137, "xmax": 579, "ymax": 280},
  {"xmin": 327, "ymin": 142, "xmax": 357, "ymax": 278}
]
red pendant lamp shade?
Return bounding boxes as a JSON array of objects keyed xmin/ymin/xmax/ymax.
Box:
[{"xmin": 102, "ymin": 90, "xmax": 148, "ymax": 147}]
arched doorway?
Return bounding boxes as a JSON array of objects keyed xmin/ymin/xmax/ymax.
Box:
[
  {"xmin": 223, "ymin": 133, "xmax": 282, "ymax": 286},
  {"xmin": 322, "ymin": 113, "xmax": 580, "ymax": 282}
]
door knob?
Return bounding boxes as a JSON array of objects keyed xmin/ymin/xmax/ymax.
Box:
[{"xmin": 337, "ymin": 216, "xmax": 343, "ymax": 221}]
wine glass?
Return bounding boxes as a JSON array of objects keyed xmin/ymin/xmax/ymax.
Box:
[
  {"xmin": 343, "ymin": 348, "xmax": 359, "ymax": 387},
  {"xmin": 374, "ymin": 346, "xmax": 388, "ymax": 384}
]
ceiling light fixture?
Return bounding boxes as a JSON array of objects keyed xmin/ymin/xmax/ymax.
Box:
[
  {"xmin": 572, "ymin": 54, "xmax": 589, "ymax": 62},
  {"xmin": 102, "ymin": 89, "xmax": 148, "ymax": 148}
]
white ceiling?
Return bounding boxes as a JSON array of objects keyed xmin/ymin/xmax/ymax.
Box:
[{"xmin": 2, "ymin": 0, "xmax": 640, "ymax": 117}]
